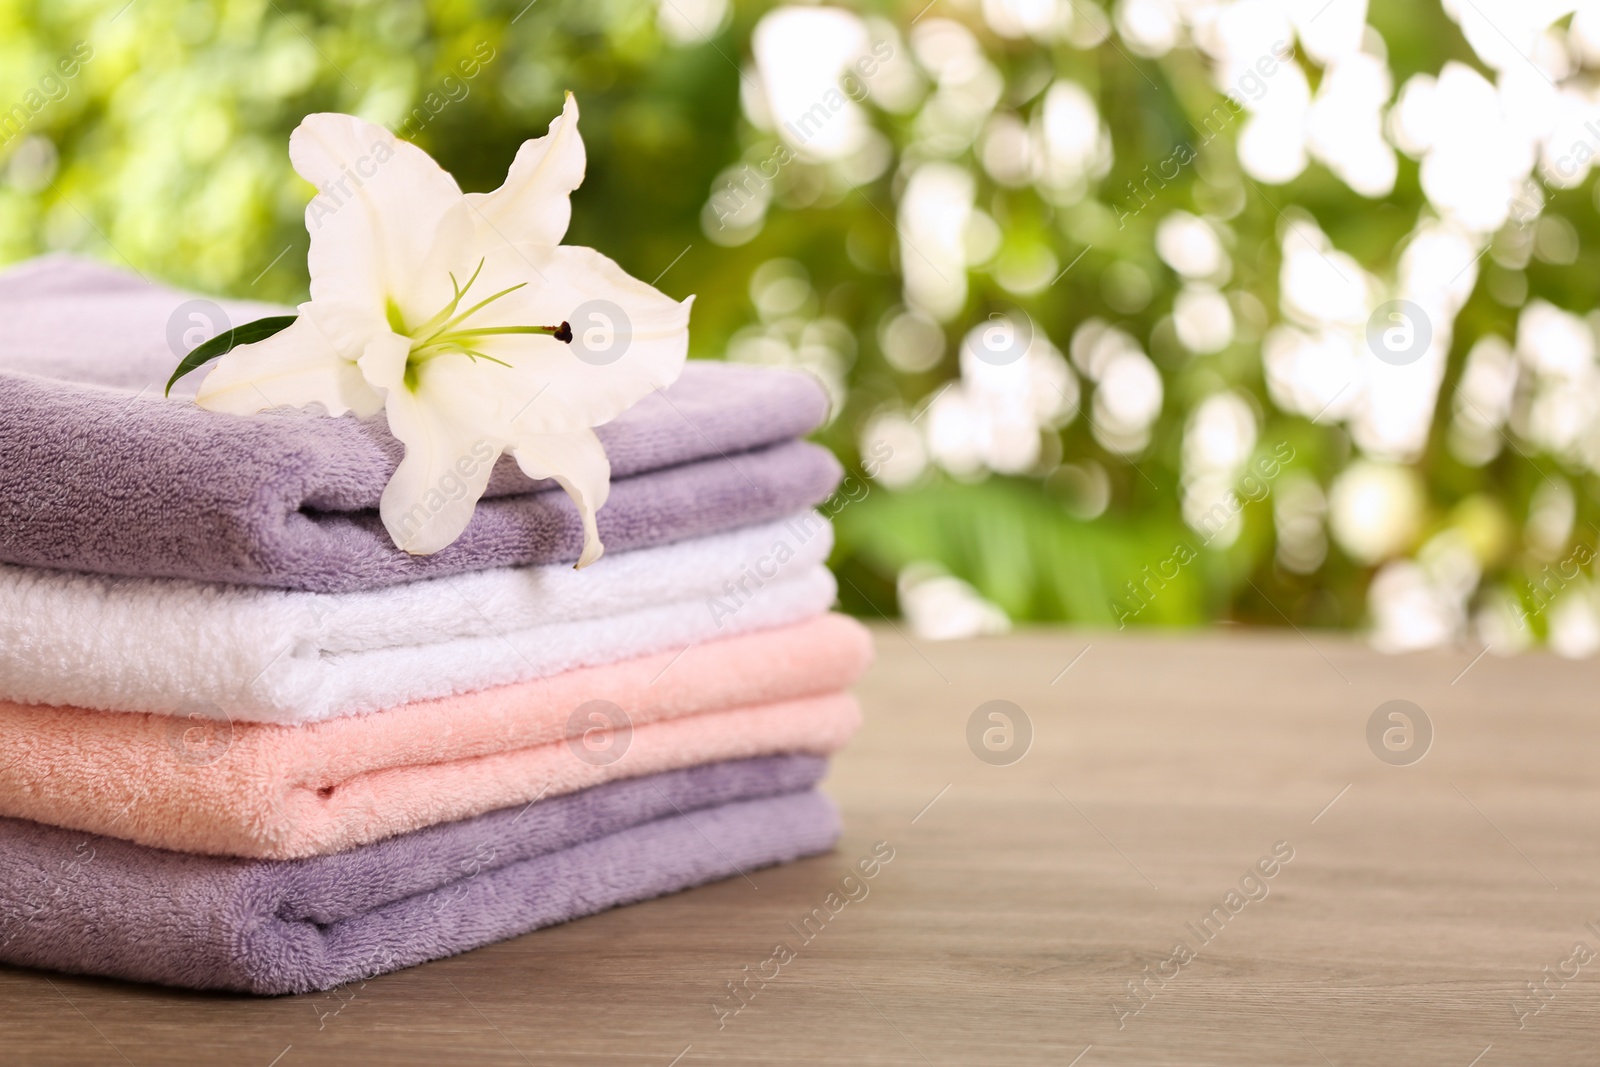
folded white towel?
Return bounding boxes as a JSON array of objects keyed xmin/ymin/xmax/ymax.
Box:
[{"xmin": 0, "ymin": 512, "xmax": 834, "ymax": 723}]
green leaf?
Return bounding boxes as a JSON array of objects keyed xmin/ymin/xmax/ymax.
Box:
[{"xmin": 164, "ymin": 315, "xmax": 298, "ymax": 397}]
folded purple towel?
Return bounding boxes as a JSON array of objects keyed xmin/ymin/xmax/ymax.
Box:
[
  {"xmin": 0, "ymin": 755, "xmax": 836, "ymax": 994},
  {"xmin": 0, "ymin": 256, "xmax": 839, "ymax": 592}
]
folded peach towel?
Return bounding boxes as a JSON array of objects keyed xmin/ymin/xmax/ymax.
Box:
[{"xmin": 0, "ymin": 615, "xmax": 871, "ymax": 859}]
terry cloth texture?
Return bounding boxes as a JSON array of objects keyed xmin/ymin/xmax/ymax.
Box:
[
  {"xmin": 0, "ymin": 756, "xmax": 836, "ymax": 994},
  {"xmin": 0, "ymin": 511, "xmax": 837, "ymax": 722},
  {"xmin": 0, "ymin": 614, "xmax": 872, "ymax": 858},
  {"xmin": 0, "ymin": 256, "xmax": 839, "ymax": 592}
]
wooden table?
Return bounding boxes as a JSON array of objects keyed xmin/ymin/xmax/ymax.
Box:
[{"xmin": 4, "ymin": 625, "xmax": 1597, "ymax": 1065}]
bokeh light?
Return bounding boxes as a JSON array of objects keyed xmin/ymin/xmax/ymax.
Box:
[{"xmin": 8, "ymin": 0, "xmax": 1600, "ymax": 651}]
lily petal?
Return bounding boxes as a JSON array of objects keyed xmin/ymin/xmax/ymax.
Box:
[
  {"xmin": 452, "ymin": 242, "xmax": 692, "ymax": 434},
  {"xmin": 365, "ymin": 334, "xmax": 505, "ymax": 554},
  {"xmin": 291, "ymin": 113, "xmax": 464, "ymax": 357},
  {"xmin": 195, "ymin": 311, "xmax": 383, "ymax": 417},
  {"xmin": 464, "ymin": 93, "xmax": 585, "ymax": 247},
  {"xmin": 509, "ymin": 427, "xmax": 612, "ymax": 568},
  {"xmin": 199, "ymin": 97, "xmax": 688, "ymax": 564}
]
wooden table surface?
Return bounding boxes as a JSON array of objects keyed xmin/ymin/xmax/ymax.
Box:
[{"xmin": 4, "ymin": 624, "xmax": 1598, "ymax": 1065}]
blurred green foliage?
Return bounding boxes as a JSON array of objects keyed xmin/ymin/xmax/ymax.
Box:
[{"xmin": 2, "ymin": 0, "xmax": 1595, "ymax": 638}]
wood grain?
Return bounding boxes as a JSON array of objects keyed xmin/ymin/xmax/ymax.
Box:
[{"xmin": 4, "ymin": 624, "xmax": 1598, "ymax": 1065}]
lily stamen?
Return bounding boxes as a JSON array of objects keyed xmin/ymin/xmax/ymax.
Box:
[
  {"xmin": 400, "ymin": 260, "xmax": 573, "ymax": 381},
  {"xmin": 421, "ymin": 281, "xmax": 529, "ymax": 344}
]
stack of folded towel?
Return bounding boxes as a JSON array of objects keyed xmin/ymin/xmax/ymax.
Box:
[{"xmin": 0, "ymin": 257, "xmax": 871, "ymax": 994}]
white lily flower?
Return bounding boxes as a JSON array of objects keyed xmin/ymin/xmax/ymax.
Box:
[{"xmin": 195, "ymin": 94, "xmax": 692, "ymax": 567}]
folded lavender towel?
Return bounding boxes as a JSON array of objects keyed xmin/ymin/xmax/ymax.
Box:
[
  {"xmin": 0, "ymin": 755, "xmax": 835, "ymax": 994},
  {"xmin": 0, "ymin": 256, "xmax": 838, "ymax": 592}
]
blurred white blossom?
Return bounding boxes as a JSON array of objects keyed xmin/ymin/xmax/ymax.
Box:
[
  {"xmin": 920, "ymin": 319, "xmax": 1078, "ymax": 477},
  {"xmin": 1513, "ymin": 299, "xmax": 1600, "ymax": 464},
  {"xmin": 1180, "ymin": 391, "xmax": 1259, "ymax": 547},
  {"xmin": 984, "ymin": 0, "xmax": 1064, "ymax": 40},
  {"xmin": 1274, "ymin": 473, "xmax": 1328, "ymax": 573},
  {"xmin": 1449, "ymin": 335, "xmax": 1519, "ymax": 465},
  {"xmin": 1173, "ymin": 286, "xmax": 1236, "ymax": 353},
  {"xmin": 899, "ymin": 562, "xmax": 1012, "ymax": 639},
  {"xmin": 750, "ymin": 6, "xmax": 875, "ymax": 162},
  {"xmin": 860, "ymin": 410, "xmax": 930, "ymax": 489},
  {"xmin": 1329, "ymin": 461, "xmax": 1423, "ymax": 565},
  {"xmin": 1070, "ymin": 320, "xmax": 1163, "ymax": 454},
  {"xmin": 1156, "ymin": 211, "xmax": 1230, "ymax": 281},
  {"xmin": 1549, "ymin": 585, "xmax": 1600, "ymax": 658},
  {"xmin": 898, "ymin": 162, "xmax": 973, "ymax": 320},
  {"xmin": 1035, "ymin": 80, "xmax": 1114, "ymax": 201},
  {"xmin": 657, "ymin": 0, "xmax": 729, "ymax": 46}
]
